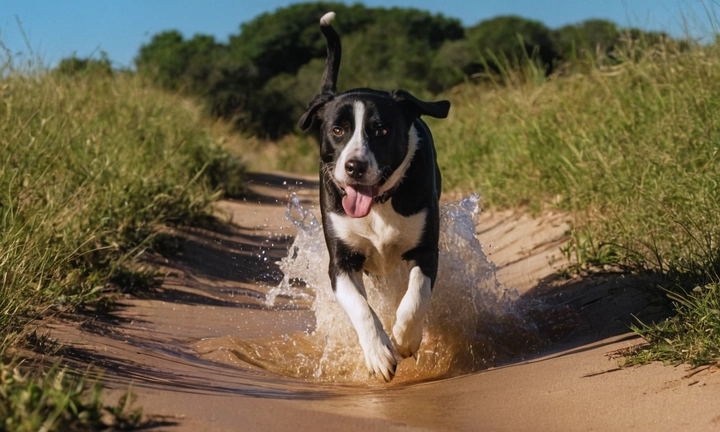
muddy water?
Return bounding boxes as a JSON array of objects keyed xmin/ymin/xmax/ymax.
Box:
[{"xmin": 191, "ymin": 193, "xmax": 567, "ymax": 386}]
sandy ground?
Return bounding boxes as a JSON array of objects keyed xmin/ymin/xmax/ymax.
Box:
[{"xmin": 42, "ymin": 172, "xmax": 720, "ymax": 431}]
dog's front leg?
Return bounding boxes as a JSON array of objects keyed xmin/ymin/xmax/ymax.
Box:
[
  {"xmin": 334, "ymin": 271, "xmax": 399, "ymax": 381},
  {"xmin": 392, "ymin": 265, "xmax": 432, "ymax": 359}
]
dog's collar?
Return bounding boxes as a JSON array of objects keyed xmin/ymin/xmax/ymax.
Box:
[
  {"xmin": 373, "ymin": 182, "xmax": 400, "ymax": 204},
  {"xmin": 372, "ymin": 126, "xmax": 419, "ymax": 205}
]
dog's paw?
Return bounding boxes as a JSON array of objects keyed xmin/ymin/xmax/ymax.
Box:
[
  {"xmin": 392, "ymin": 266, "xmax": 431, "ymax": 359},
  {"xmin": 363, "ymin": 332, "xmax": 399, "ymax": 382},
  {"xmin": 392, "ymin": 319, "xmax": 423, "ymax": 359}
]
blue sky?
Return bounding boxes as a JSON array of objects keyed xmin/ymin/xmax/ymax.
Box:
[{"xmin": 1, "ymin": 0, "xmax": 716, "ymax": 69}]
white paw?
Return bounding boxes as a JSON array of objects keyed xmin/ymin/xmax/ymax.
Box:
[
  {"xmin": 392, "ymin": 319, "xmax": 423, "ymax": 359},
  {"xmin": 362, "ymin": 331, "xmax": 399, "ymax": 382}
]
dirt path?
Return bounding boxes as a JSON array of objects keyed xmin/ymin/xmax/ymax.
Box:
[{"xmin": 45, "ymin": 172, "xmax": 720, "ymax": 431}]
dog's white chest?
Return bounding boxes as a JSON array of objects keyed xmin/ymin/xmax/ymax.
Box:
[{"xmin": 328, "ymin": 204, "xmax": 427, "ymax": 275}]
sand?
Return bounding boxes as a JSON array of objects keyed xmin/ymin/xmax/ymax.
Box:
[{"xmin": 41, "ymin": 172, "xmax": 720, "ymax": 431}]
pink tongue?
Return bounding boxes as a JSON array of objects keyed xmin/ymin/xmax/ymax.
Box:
[{"xmin": 342, "ymin": 185, "xmax": 375, "ymax": 218}]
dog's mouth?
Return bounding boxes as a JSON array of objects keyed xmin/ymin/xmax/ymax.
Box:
[{"xmin": 342, "ymin": 183, "xmax": 379, "ymax": 218}]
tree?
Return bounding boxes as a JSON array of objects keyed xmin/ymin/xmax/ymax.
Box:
[
  {"xmin": 228, "ymin": 2, "xmax": 374, "ymax": 80},
  {"xmin": 466, "ymin": 16, "xmax": 558, "ymax": 73},
  {"xmin": 56, "ymin": 54, "xmax": 112, "ymax": 76},
  {"xmin": 135, "ymin": 31, "xmax": 189, "ymax": 89},
  {"xmin": 428, "ymin": 39, "xmax": 475, "ymax": 91},
  {"xmin": 135, "ymin": 31, "xmax": 225, "ymax": 93},
  {"xmin": 134, "ymin": 5, "xmax": 676, "ymax": 139},
  {"xmin": 136, "ymin": 3, "xmax": 463, "ymax": 137},
  {"xmin": 552, "ymin": 19, "xmax": 620, "ymax": 60}
]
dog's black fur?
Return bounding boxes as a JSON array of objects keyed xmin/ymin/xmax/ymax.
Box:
[{"xmin": 298, "ymin": 12, "xmax": 450, "ymax": 381}]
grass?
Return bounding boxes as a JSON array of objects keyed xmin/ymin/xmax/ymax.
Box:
[
  {"xmin": 250, "ymin": 37, "xmax": 720, "ymax": 366},
  {"xmin": 630, "ymin": 283, "xmax": 720, "ymax": 366},
  {"xmin": 437, "ymin": 39, "xmax": 720, "ymax": 272},
  {"xmin": 1, "ymin": 358, "xmax": 143, "ymax": 431},
  {"xmin": 0, "ymin": 59, "xmax": 245, "ymax": 428},
  {"xmin": 431, "ymin": 40, "xmax": 720, "ymax": 364}
]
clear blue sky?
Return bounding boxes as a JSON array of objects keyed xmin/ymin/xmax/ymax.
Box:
[{"xmin": 1, "ymin": 0, "xmax": 716, "ymax": 69}]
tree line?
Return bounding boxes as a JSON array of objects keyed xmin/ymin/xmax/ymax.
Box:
[{"xmin": 70, "ymin": 2, "xmax": 675, "ymax": 138}]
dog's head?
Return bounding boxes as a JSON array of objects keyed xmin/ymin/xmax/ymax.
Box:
[{"xmin": 298, "ymin": 12, "xmax": 450, "ymax": 218}]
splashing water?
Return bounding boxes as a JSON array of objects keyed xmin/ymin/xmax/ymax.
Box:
[{"xmin": 195, "ymin": 194, "xmax": 554, "ymax": 384}]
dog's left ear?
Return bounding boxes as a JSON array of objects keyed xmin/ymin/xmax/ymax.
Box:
[
  {"xmin": 391, "ymin": 90, "xmax": 450, "ymax": 119},
  {"xmin": 298, "ymin": 93, "xmax": 334, "ymax": 131}
]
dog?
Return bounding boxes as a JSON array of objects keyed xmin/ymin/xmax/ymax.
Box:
[{"xmin": 298, "ymin": 12, "xmax": 450, "ymax": 382}]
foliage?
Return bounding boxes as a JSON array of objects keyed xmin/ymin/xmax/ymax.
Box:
[
  {"xmin": 552, "ymin": 19, "xmax": 620, "ymax": 61},
  {"xmin": 434, "ymin": 40, "xmax": 720, "ymax": 365},
  {"xmin": 135, "ymin": 3, "xmax": 674, "ymax": 138},
  {"xmin": 466, "ymin": 15, "xmax": 558, "ymax": 74},
  {"xmin": 228, "ymin": 2, "xmax": 371, "ymax": 78},
  {"xmin": 55, "ymin": 53, "xmax": 113, "ymax": 77},
  {"xmin": 135, "ymin": 31, "xmax": 227, "ymax": 92}
]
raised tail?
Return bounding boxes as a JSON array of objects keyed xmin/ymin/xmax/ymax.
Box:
[{"xmin": 319, "ymin": 12, "xmax": 341, "ymax": 94}]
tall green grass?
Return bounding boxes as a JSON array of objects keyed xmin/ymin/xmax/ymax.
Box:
[
  {"xmin": 436, "ymin": 40, "xmax": 720, "ymax": 363},
  {"xmin": 436, "ymin": 40, "xmax": 720, "ymax": 276},
  {"xmin": 0, "ymin": 64, "xmax": 247, "ymax": 342},
  {"xmin": 0, "ymin": 61, "xmax": 245, "ymax": 428},
  {"xmin": 1, "ymin": 358, "xmax": 143, "ymax": 431},
  {"xmin": 1, "ymin": 67, "xmax": 244, "ymax": 346}
]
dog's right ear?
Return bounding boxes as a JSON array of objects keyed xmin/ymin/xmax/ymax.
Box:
[
  {"xmin": 391, "ymin": 90, "xmax": 450, "ymax": 119},
  {"xmin": 298, "ymin": 93, "xmax": 333, "ymax": 131}
]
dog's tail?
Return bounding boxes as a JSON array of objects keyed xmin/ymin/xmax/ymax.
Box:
[{"xmin": 319, "ymin": 12, "xmax": 341, "ymax": 94}]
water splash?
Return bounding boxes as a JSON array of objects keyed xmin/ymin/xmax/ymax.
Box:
[{"xmin": 195, "ymin": 193, "xmax": 557, "ymax": 384}]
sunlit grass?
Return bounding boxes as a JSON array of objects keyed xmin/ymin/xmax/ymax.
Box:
[
  {"xmin": 0, "ymin": 61, "xmax": 246, "ymax": 429},
  {"xmin": 436, "ymin": 40, "xmax": 720, "ymax": 364},
  {"xmin": 630, "ymin": 283, "xmax": 720, "ymax": 366},
  {"xmin": 437, "ymin": 39, "xmax": 720, "ymax": 274}
]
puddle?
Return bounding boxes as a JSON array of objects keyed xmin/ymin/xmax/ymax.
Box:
[{"xmin": 192, "ymin": 194, "xmax": 571, "ymax": 385}]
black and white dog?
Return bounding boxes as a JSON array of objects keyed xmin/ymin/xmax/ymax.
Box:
[{"xmin": 298, "ymin": 12, "xmax": 450, "ymax": 381}]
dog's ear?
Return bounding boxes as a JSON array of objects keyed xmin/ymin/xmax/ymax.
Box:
[
  {"xmin": 391, "ymin": 89, "xmax": 450, "ymax": 119},
  {"xmin": 298, "ymin": 93, "xmax": 333, "ymax": 131}
]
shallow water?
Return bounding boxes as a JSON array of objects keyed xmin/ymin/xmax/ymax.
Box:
[{"xmin": 192, "ymin": 194, "xmax": 560, "ymax": 385}]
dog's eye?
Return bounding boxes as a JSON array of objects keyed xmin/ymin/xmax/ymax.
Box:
[
  {"xmin": 332, "ymin": 126, "xmax": 344, "ymax": 136},
  {"xmin": 374, "ymin": 127, "xmax": 388, "ymax": 137}
]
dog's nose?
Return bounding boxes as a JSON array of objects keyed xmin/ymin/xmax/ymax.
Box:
[{"xmin": 345, "ymin": 159, "xmax": 368, "ymax": 180}]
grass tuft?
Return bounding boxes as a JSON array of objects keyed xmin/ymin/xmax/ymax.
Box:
[
  {"xmin": 0, "ymin": 358, "xmax": 143, "ymax": 431},
  {"xmin": 630, "ymin": 283, "xmax": 720, "ymax": 366}
]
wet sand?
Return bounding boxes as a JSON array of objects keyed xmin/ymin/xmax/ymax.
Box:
[{"xmin": 43, "ymin": 172, "xmax": 720, "ymax": 431}]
